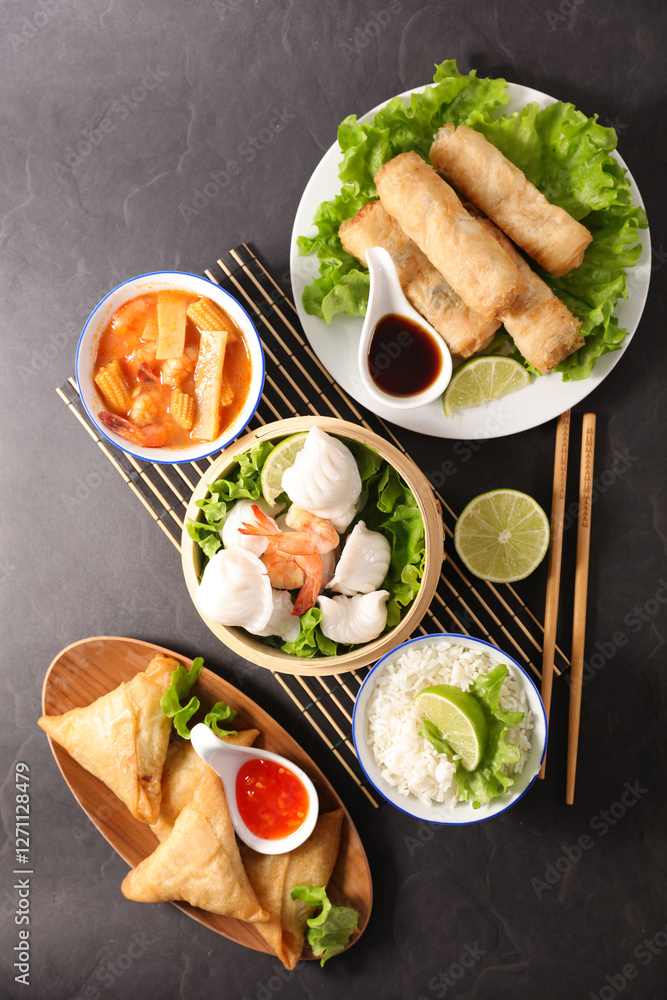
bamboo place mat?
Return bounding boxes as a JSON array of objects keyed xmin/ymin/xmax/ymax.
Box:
[{"xmin": 57, "ymin": 244, "xmax": 569, "ymax": 808}]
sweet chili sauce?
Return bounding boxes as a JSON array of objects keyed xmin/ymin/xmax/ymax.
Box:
[
  {"xmin": 368, "ymin": 313, "xmax": 443, "ymax": 397},
  {"xmin": 236, "ymin": 758, "xmax": 309, "ymax": 840}
]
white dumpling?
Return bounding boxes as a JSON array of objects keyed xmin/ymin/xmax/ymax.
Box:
[
  {"xmin": 221, "ymin": 498, "xmax": 279, "ymax": 558},
  {"xmin": 326, "ymin": 521, "xmax": 391, "ymax": 596},
  {"xmin": 195, "ymin": 548, "xmax": 273, "ymax": 632},
  {"xmin": 249, "ymin": 590, "xmax": 301, "ymax": 642},
  {"xmin": 281, "ymin": 427, "xmax": 362, "ymax": 532},
  {"xmin": 317, "ymin": 590, "xmax": 389, "ymax": 644}
]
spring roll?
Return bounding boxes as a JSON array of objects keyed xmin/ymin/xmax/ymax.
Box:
[
  {"xmin": 477, "ymin": 217, "xmax": 584, "ymax": 373},
  {"xmin": 429, "ymin": 125, "xmax": 592, "ymax": 277},
  {"xmin": 374, "ymin": 152, "xmax": 524, "ymax": 321},
  {"xmin": 339, "ymin": 202, "xmax": 499, "ymax": 359}
]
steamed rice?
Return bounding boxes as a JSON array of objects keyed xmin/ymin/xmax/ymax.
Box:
[{"xmin": 366, "ymin": 641, "xmax": 534, "ymax": 807}]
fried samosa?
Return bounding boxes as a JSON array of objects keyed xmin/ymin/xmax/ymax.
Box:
[
  {"xmin": 122, "ymin": 766, "xmax": 268, "ymax": 923},
  {"xmin": 38, "ymin": 654, "xmax": 176, "ymax": 825},
  {"xmin": 151, "ymin": 731, "xmax": 259, "ymax": 842},
  {"xmin": 243, "ymin": 809, "xmax": 344, "ymax": 969}
]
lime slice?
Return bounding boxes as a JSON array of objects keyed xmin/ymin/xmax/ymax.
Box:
[
  {"xmin": 416, "ymin": 684, "xmax": 489, "ymax": 771},
  {"xmin": 260, "ymin": 432, "xmax": 309, "ymax": 506},
  {"xmin": 443, "ymin": 356, "xmax": 530, "ymax": 417},
  {"xmin": 454, "ymin": 489, "xmax": 550, "ymax": 583}
]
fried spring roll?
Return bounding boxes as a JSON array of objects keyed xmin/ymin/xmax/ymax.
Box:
[
  {"xmin": 478, "ymin": 218, "xmax": 584, "ymax": 373},
  {"xmin": 429, "ymin": 125, "xmax": 593, "ymax": 277},
  {"xmin": 374, "ymin": 152, "xmax": 524, "ymax": 321},
  {"xmin": 339, "ymin": 202, "xmax": 499, "ymax": 359}
]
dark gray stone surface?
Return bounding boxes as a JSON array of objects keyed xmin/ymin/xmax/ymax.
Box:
[{"xmin": 2, "ymin": 1, "xmax": 666, "ymax": 997}]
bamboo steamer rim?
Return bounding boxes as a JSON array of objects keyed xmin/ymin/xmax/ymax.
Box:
[{"xmin": 181, "ymin": 416, "xmax": 444, "ymax": 676}]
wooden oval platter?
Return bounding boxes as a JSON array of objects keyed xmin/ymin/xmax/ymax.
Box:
[
  {"xmin": 181, "ymin": 415, "xmax": 445, "ymax": 676},
  {"xmin": 41, "ymin": 635, "xmax": 373, "ymax": 960}
]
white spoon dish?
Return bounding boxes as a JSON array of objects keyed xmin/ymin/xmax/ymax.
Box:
[
  {"xmin": 190, "ymin": 723, "xmax": 320, "ymax": 854},
  {"xmin": 358, "ymin": 247, "xmax": 453, "ymax": 410}
]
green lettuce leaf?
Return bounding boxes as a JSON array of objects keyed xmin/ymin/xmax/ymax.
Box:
[
  {"xmin": 186, "ymin": 441, "xmax": 276, "ymax": 559},
  {"xmin": 281, "ymin": 607, "xmax": 338, "ymax": 658},
  {"xmin": 297, "ymin": 59, "xmax": 647, "ymax": 380},
  {"xmin": 204, "ymin": 701, "xmax": 238, "ymax": 738},
  {"xmin": 421, "ymin": 664, "xmax": 525, "ymax": 808},
  {"xmin": 456, "ymin": 664, "xmax": 524, "ymax": 807},
  {"xmin": 290, "ymin": 885, "xmax": 359, "ymax": 966},
  {"xmin": 160, "ymin": 657, "xmax": 204, "ymax": 739},
  {"xmin": 297, "ymin": 60, "xmax": 508, "ymax": 323},
  {"xmin": 160, "ymin": 658, "xmax": 238, "ymax": 739}
]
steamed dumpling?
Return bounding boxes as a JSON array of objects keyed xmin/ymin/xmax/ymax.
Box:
[
  {"xmin": 221, "ymin": 498, "xmax": 279, "ymax": 558},
  {"xmin": 317, "ymin": 590, "xmax": 389, "ymax": 644},
  {"xmin": 195, "ymin": 548, "xmax": 273, "ymax": 632},
  {"xmin": 281, "ymin": 427, "xmax": 362, "ymax": 532},
  {"xmin": 326, "ymin": 521, "xmax": 391, "ymax": 596},
  {"xmin": 248, "ymin": 590, "xmax": 301, "ymax": 643}
]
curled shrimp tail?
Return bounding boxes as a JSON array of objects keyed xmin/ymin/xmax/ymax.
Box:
[
  {"xmin": 239, "ymin": 505, "xmax": 280, "ymax": 538},
  {"xmin": 137, "ymin": 362, "xmax": 159, "ymax": 384},
  {"xmin": 99, "ymin": 411, "xmax": 169, "ymax": 448},
  {"xmin": 291, "ymin": 553, "xmax": 323, "ymax": 616}
]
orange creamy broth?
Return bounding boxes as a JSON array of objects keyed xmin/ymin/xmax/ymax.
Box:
[{"xmin": 93, "ymin": 291, "xmax": 252, "ymax": 449}]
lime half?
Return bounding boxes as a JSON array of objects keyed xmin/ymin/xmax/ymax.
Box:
[
  {"xmin": 443, "ymin": 356, "xmax": 530, "ymax": 417},
  {"xmin": 260, "ymin": 433, "xmax": 309, "ymax": 505},
  {"xmin": 416, "ymin": 684, "xmax": 489, "ymax": 771},
  {"xmin": 454, "ymin": 489, "xmax": 550, "ymax": 583}
]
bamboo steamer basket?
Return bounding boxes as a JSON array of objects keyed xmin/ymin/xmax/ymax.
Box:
[{"xmin": 181, "ymin": 416, "xmax": 444, "ymax": 676}]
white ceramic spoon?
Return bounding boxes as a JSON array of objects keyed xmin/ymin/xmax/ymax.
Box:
[
  {"xmin": 190, "ymin": 722, "xmax": 320, "ymax": 854},
  {"xmin": 357, "ymin": 247, "xmax": 453, "ymax": 410}
]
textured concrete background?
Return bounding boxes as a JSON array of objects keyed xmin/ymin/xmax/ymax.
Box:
[{"xmin": 2, "ymin": 1, "xmax": 666, "ymax": 998}]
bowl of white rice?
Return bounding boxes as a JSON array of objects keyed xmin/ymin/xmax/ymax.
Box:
[{"xmin": 353, "ymin": 634, "xmax": 547, "ymax": 824}]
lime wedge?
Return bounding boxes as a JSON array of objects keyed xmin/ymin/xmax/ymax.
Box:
[
  {"xmin": 454, "ymin": 489, "xmax": 550, "ymax": 583},
  {"xmin": 260, "ymin": 432, "xmax": 309, "ymax": 506},
  {"xmin": 416, "ymin": 684, "xmax": 489, "ymax": 771},
  {"xmin": 443, "ymin": 356, "xmax": 530, "ymax": 417}
]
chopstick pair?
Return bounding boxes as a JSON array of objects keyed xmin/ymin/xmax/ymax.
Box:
[{"xmin": 538, "ymin": 410, "xmax": 596, "ymax": 804}]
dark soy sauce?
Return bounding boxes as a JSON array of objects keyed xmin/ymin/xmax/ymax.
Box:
[{"xmin": 368, "ymin": 313, "xmax": 442, "ymax": 397}]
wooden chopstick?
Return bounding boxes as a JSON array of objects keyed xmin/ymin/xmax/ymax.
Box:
[
  {"xmin": 539, "ymin": 409, "xmax": 571, "ymax": 779},
  {"xmin": 566, "ymin": 413, "xmax": 596, "ymax": 804}
]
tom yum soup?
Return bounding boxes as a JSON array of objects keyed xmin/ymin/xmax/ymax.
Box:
[{"xmin": 93, "ymin": 291, "xmax": 252, "ymax": 448}]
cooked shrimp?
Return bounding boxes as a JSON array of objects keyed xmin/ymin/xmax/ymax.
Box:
[
  {"xmin": 130, "ymin": 391, "xmax": 160, "ymax": 427},
  {"xmin": 162, "ymin": 347, "xmax": 198, "ymax": 387},
  {"xmin": 136, "ymin": 362, "xmax": 159, "ymax": 384},
  {"xmin": 261, "ymin": 549, "xmax": 305, "ymax": 590},
  {"xmin": 240, "ymin": 505, "xmax": 338, "ymax": 555},
  {"xmin": 240, "ymin": 505, "xmax": 333, "ymax": 615},
  {"xmin": 99, "ymin": 411, "xmax": 170, "ymax": 448},
  {"xmin": 127, "ymin": 342, "xmax": 157, "ymax": 366},
  {"xmin": 290, "ymin": 553, "xmax": 323, "ymax": 616}
]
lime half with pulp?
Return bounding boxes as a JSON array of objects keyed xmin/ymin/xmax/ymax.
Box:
[
  {"xmin": 454, "ymin": 488, "xmax": 550, "ymax": 583},
  {"xmin": 416, "ymin": 684, "xmax": 489, "ymax": 771},
  {"xmin": 443, "ymin": 356, "xmax": 530, "ymax": 417},
  {"xmin": 260, "ymin": 432, "xmax": 308, "ymax": 506}
]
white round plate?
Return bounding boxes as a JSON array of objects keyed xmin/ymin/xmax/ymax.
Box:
[{"xmin": 290, "ymin": 83, "xmax": 651, "ymax": 439}]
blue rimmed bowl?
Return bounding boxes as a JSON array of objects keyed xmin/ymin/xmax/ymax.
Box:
[
  {"xmin": 353, "ymin": 633, "xmax": 547, "ymax": 824},
  {"xmin": 75, "ymin": 270, "xmax": 265, "ymax": 465}
]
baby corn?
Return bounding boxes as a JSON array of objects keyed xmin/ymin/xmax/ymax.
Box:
[
  {"xmin": 94, "ymin": 359, "xmax": 130, "ymax": 412},
  {"xmin": 187, "ymin": 297, "xmax": 237, "ymax": 341},
  {"xmin": 219, "ymin": 377, "xmax": 234, "ymax": 407},
  {"xmin": 170, "ymin": 387, "xmax": 195, "ymax": 429}
]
